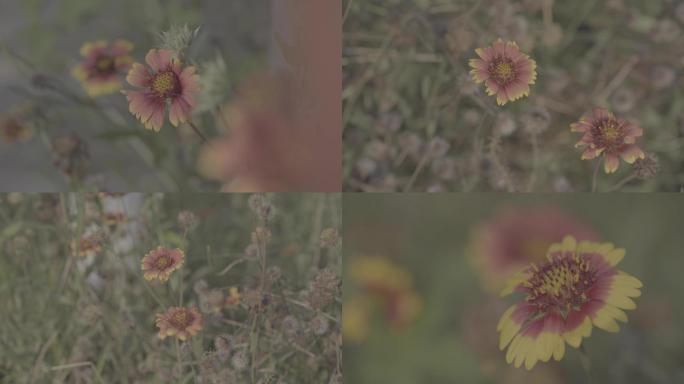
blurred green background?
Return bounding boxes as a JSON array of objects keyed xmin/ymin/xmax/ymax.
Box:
[{"xmin": 343, "ymin": 193, "xmax": 684, "ymax": 383}]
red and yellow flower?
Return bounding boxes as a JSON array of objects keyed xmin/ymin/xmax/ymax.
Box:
[
  {"xmin": 155, "ymin": 306, "xmax": 203, "ymax": 341},
  {"xmin": 124, "ymin": 49, "xmax": 199, "ymax": 132},
  {"xmin": 141, "ymin": 246, "xmax": 185, "ymax": 282},
  {"xmin": 469, "ymin": 39, "xmax": 537, "ymax": 106},
  {"xmin": 498, "ymin": 236, "xmax": 642, "ymax": 370},
  {"xmin": 571, "ymin": 108, "xmax": 645, "ymax": 173},
  {"xmin": 72, "ymin": 40, "xmax": 134, "ymax": 97}
]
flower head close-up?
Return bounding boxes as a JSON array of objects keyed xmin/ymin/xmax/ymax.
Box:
[
  {"xmin": 571, "ymin": 108, "xmax": 645, "ymax": 174},
  {"xmin": 141, "ymin": 246, "xmax": 185, "ymax": 282},
  {"xmin": 469, "ymin": 38, "xmax": 537, "ymax": 106},
  {"xmin": 72, "ymin": 40, "xmax": 134, "ymax": 97},
  {"xmin": 124, "ymin": 49, "xmax": 199, "ymax": 131},
  {"xmin": 155, "ymin": 306, "xmax": 203, "ymax": 341},
  {"xmin": 498, "ymin": 235, "xmax": 642, "ymax": 370}
]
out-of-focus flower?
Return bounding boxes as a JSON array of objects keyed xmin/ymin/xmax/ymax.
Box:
[
  {"xmin": 468, "ymin": 207, "xmax": 599, "ymax": 292},
  {"xmin": 0, "ymin": 106, "xmax": 34, "ymax": 143},
  {"xmin": 571, "ymin": 108, "xmax": 645, "ymax": 173},
  {"xmin": 156, "ymin": 306, "xmax": 203, "ymax": 341},
  {"xmin": 71, "ymin": 235, "xmax": 103, "ymax": 258},
  {"xmin": 72, "ymin": 40, "xmax": 133, "ymax": 97},
  {"xmin": 102, "ymin": 212, "xmax": 126, "ymax": 228},
  {"xmin": 199, "ymin": 289, "xmax": 225, "ymax": 314},
  {"xmin": 225, "ymin": 287, "xmax": 241, "ymax": 306},
  {"xmin": 141, "ymin": 246, "xmax": 185, "ymax": 282},
  {"xmin": 124, "ymin": 49, "xmax": 199, "ymax": 131},
  {"xmin": 347, "ymin": 257, "xmax": 422, "ymax": 332},
  {"xmin": 342, "ymin": 296, "xmax": 373, "ymax": 343},
  {"xmin": 51, "ymin": 134, "xmax": 90, "ymax": 179},
  {"xmin": 469, "ymin": 39, "xmax": 537, "ymax": 106},
  {"xmin": 498, "ymin": 236, "xmax": 642, "ymax": 370},
  {"xmin": 197, "ymin": 71, "xmax": 338, "ymax": 191}
]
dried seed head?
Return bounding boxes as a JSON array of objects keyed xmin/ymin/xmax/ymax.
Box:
[
  {"xmin": 177, "ymin": 210, "xmax": 198, "ymax": 231},
  {"xmin": 364, "ymin": 140, "xmax": 390, "ymax": 161},
  {"xmin": 633, "ymin": 153, "xmax": 660, "ymax": 180},
  {"xmin": 248, "ymin": 194, "xmax": 276, "ymax": 223},
  {"xmin": 319, "ymin": 228, "xmax": 340, "ymax": 248},
  {"xmin": 426, "ymin": 137, "xmax": 450, "ymax": 158},
  {"xmin": 310, "ymin": 314, "xmax": 330, "ymax": 336},
  {"xmin": 650, "ymin": 65, "xmax": 676, "ymax": 89},
  {"xmin": 375, "ymin": 112, "xmax": 402, "ymax": 135},
  {"xmin": 308, "ymin": 268, "xmax": 340, "ymax": 310},
  {"xmin": 251, "ymin": 226, "xmax": 272, "ymax": 245},
  {"xmin": 194, "ymin": 279, "xmax": 209, "ymax": 294},
  {"xmin": 494, "ymin": 112, "xmax": 517, "ymax": 137},
  {"xmin": 355, "ymin": 157, "xmax": 377, "ymax": 179},
  {"xmin": 520, "ymin": 106, "xmax": 551, "ymax": 135},
  {"xmin": 611, "ymin": 87, "xmax": 636, "ymax": 113},
  {"xmin": 244, "ymin": 243, "xmax": 259, "ymax": 260},
  {"xmin": 281, "ymin": 315, "xmax": 300, "ymax": 338},
  {"xmin": 463, "ymin": 108, "xmax": 482, "ymax": 127},
  {"xmin": 231, "ymin": 351, "xmax": 249, "ymax": 371},
  {"xmin": 214, "ymin": 336, "xmax": 232, "ymax": 362},
  {"xmin": 397, "ymin": 133, "xmax": 424, "ymax": 160},
  {"xmin": 431, "ymin": 157, "xmax": 457, "ymax": 180}
]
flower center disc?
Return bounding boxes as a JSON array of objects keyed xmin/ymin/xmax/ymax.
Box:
[
  {"xmin": 490, "ymin": 58, "xmax": 516, "ymax": 85},
  {"xmin": 156, "ymin": 255, "xmax": 171, "ymax": 269},
  {"xmin": 172, "ymin": 310, "xmax": 191, "ymax": 327},
  {"xmin": 152, "ymin": 71, "xmax": 179, "ymax": 98},
  {"xmin": 95, "ymin": 56, "xmax": 115, "ymax": 74},
  {"xmin": 525, "ymin": 256, "xmax": 596, "ymax": 317},
  {"xmin": 599, "ymin": 120, "xmax": 620, "ymax": 142}
]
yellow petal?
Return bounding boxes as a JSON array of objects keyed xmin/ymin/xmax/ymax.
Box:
[
  {"xmin": 500, "ymin": 272, "xmax": 530, "ymax": 297},
  {"xmin": 599, "ymin": 305, "xmax": 628, "ymax": 323},
  {"xmin": 604, "ymin": 248, "xmax": 625, "ymax": 266},
  {"xmin": 538, "ymin": 332, "xmax": 558, "ymax": 362},
  {"xmin": 552, "ymin": 338, "xmax": 565, "ymax": 361},
  {"xmin": 497, "ymin": 305, "xmax": 517, "ymax": 331},
  {"xmin": 604, "ymin": 292, "xmax": 637, "ymax": 310},
  {"xmin": 524, "ymin": 345, "xmax": 539, "ymax": 370},
  {"xmin": 513, "ymin": 337, "xmax": 531, "ymax": 368},
  {"xmin": 592, "ymin": 308, "xmax": 620, "ymax": 333},
  {"xmin": 611, "ymin": 284, "xmax": 641, "ymax": 298},
  {"xmin": 563, "ymin": 316, "xmax": 592, "ymax": 348},
  {"xmin": 506, "ymin": 334, "xmax": 522, "ymax": 364},
  {"xmin": 612, "ymin": 272, "xmax": 643, "ymax": 288}
]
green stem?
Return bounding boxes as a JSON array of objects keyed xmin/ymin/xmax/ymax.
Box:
[{"xmin": 591, "ymin": 158, "xmax": 601, "ymax": 192}]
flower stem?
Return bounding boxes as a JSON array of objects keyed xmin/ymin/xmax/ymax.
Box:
[
  {"xmin": 607, "ymin": 174, "xmax": 637, "ymax": 192},
  {"xmin": 578, "ymin": 344, "xmax": 595, "ymax": 384},
  {"xmin": 187, "ymin": 120, "xmax": 210, "ymax": 146},
  {"xmin": 591, "ymin": 158, "xmax": 601, "ymax": 192}
]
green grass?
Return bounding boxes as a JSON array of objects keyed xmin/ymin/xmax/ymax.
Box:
[
  {"xmin": 0, "ymin": 193, "xmax": 341, "ymax": 383},
  {"xmin": 343, "ymin": 0, "xmax": 684, "ymax": 192}
]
